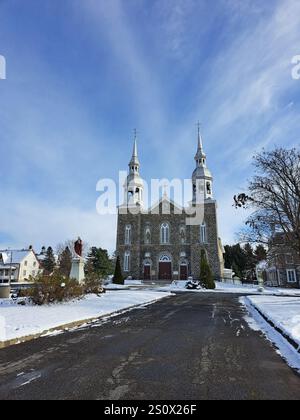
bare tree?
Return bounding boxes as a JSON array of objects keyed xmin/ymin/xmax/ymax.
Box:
[{"xmin": 234, "ymin": 147, "xmax": 300, "ymax": 255}]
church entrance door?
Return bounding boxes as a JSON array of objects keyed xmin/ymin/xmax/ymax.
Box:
[
  {"xmin": 159, "ymin": 262, "xmax": 172, "ymax": 281},
  {"xmin": 180, "ymin": 264, "xmax": 188, "ymax": 280},
  {"xmin": 159, "ymin": 255, "xmax": 172, "ymax": 281},
  {"xmin": 144, "ymin": 265, "xmax": 151, "ymax": 281},
  {"xmin": 159, "ymin": 262, "xmax": 172, "ymax": 280}
]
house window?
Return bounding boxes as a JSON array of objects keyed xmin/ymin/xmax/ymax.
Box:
[
  {"xmin": 24, "ymin": 261, "xmax": 28, "ymax": 266},
  {"xmin": 125, "ymin": 225, "xmax": 132, "ymax": 245},
  {"xmin": 33, "ymin": 262, "xmax": 37, "ymax": 267},
  {"xmin": 124, "ymin": 252, "xmax": 130, "ymax": 272},
  {"xmin": 32, "ymin": 270, "xmax": 36, "ymax": 276},
  {"xmin": 200, "ymin": 223, "xmax": 207, "ymax": 244},
  {"xmin": 23, "ymin": 270, "xmax": 27, "ymax": 277},
  {"xmin": 287, "ymin": 269, "xmax": 297, "ymax": 283},
  {"xmin": 161, "ymin": 223, "xmax": 170, "ymax": 244}
]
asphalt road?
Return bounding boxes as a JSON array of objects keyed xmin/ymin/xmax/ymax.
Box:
[{"xmin": 0, "ymin": 293, "xmax": 300, "ymax": 400}]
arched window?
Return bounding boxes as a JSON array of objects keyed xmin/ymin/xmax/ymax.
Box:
[
  {"xmin": 125, "ymin": 225, "xmax": 132, "ymax": 245},
  {"xmin": 180, "ymin": 226, "xmax": 186, "ymax": 244},
  {"xmin": 124, "ymin": 251, "xmax": 130, "ymax": 272},
  {"xmin": 159, "ymin": 254, "xmax": 172, "ymax": 262},
  {"xmin": 200, "ymin": 223, "xmax": 207, "ymax": 244},
  {"xmin": 145, "ymin": 227, "xmax": 151, "ymax": 244},
  {"xmin": 206, "ymin": 182, "xmax": 212, "ymax": 196},
  {"xmin": 160, "ymin": 223, "xmax": 170, "ymax": 244}
]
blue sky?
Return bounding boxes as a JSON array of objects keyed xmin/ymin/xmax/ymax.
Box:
[{"xmin": 0, "ymin": 0, "xmax": 299, "ymax": 253}]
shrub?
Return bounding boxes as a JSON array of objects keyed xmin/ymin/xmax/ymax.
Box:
[
  {"xmin": 113, "ymin": 256, "xmax": 124, "ymax": 285},
  {"xmin": 200, "ymin": 250, "xmax": 216, "ymax": 290},
  {"xmin": 26, "ymin": 271, "xmax": 84, "ymax": 305},
  {"xmin": 83, "ymin": 272, "xmax": 106, "ymax": 295}
]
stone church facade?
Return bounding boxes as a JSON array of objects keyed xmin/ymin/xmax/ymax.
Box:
[{"xmin": 116, "ymin": 131, "xmax": 224, "ymax": 282}]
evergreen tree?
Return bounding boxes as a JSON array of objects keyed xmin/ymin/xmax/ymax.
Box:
[
  {"xmin": 244, "ymin": 243, "xmax": 256, "ymax": 272},
  {"xmin": 224, "ymin": 243, "xmax": 247, "ymax": 277},
  {"xmin": 85, "ymin": 247, "xmax": 113, "ymax": 279},
  {"xmin": 58, "ymin": 246, "xmax": 72, "ymax": 277},
  {"xmin": 200, "ymin": 250, "xmax": 215, "ymax": 290},
  {"xmin": 232, "ymin": 262, "xmax": 242, "ymax": 279},
  {"xmin": 113, "ymin": 256, "xmax": 124, "ymax": 285},
  {"xmin": 42, "ymin": 246, "xmax": 56, "ymax": 274},
  {"xmin": 255, "ymin": 245, "xmax": 267, "ymax": 263},
  {"xmin": 224, "ymin": 245, "xmax": 234, "ymax": 269},
  {"xmin": 232, "ymin": 244, "xmax": 247, "ymax": 276}
]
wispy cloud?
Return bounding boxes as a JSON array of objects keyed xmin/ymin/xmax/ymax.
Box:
[{"xmin": 0, "ymin": 0, "xmax": 299, "ymax": 251}]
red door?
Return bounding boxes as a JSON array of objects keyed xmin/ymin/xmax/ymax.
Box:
[
  {"xmin": 144, "ymin": 265, "xmax": 151, "ymax": 280},
  {"xmin": 159, "ymin": 262, "xmax": 172, "ymax": 280},
  {"xmin": 180, "ymin": 265, "xmax": 188, "ymax": 280}
]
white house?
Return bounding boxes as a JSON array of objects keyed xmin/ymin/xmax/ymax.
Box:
[{"xmin": 0, "ymin": 249, "xmax": 40, "ymax": 284}]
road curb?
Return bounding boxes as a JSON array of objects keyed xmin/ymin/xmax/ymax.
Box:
[
  {"xmin": 246, "ymin": 298, "xmax": 300, "ymax": 354},
  {"xmin": 0, "ymin": 296, "xmax": 170, "ymax": 350}
]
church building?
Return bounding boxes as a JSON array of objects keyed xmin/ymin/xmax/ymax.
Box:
[{"xmin": 116, "ymin": 130, "xmax": 224, "ymax": 282}]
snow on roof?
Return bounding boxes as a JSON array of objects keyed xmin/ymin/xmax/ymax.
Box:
[
  {"xmin": 0, "ymin": 264, "xmax": 17, "ymax": 270},
  {"xmin": 0, "ymin": 249, "xmax": 34, "ymax": 265}
]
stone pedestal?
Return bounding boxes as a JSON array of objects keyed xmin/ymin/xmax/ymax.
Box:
[
  {"xmin": 0, "ymin": 284, "xmax": 11, "ymax": 299},
  {"xmin": 70, "ymin": 257, "xmax": 85, "ymax": 284}
]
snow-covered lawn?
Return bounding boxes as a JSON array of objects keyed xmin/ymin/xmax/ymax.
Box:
[
  {"xmin": 245, "ymin": 296, "xmax": 300, "ymax": 348},
  {"xmin": 157, "ymin": 281, "xmax": 300, "ymax": 296},
  {"xmin": 241, "ymin": 296, "xmax": 300, "ymax": 372},
  {"xmin": 0, "ymin": 290, "xmax": 171, "ymax": 343}
]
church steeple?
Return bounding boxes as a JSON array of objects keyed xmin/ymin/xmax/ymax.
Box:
[
  {"xmin": 192, "ymin": 124, "xmax": 213, "ymax": 202},
  {"xmin": 124, "ymin": 130, "xmax": 144, "ymax": 207},
  {"xmin": 129, "ymin": 129, "xmax": 140, "ymax": 170},
  {"xmin": 195, "ymin": 122, "xmax": 207, "ymax": 168}
]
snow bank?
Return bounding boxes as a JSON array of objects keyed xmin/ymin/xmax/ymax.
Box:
[
  {"xmin": 246, "ymin": 296, "xmax": 300, "ymax": 348},
  {"xmin": 241, "ymin": 296, "xmax": 300, "ymax": 372},
  {"xmin": 124, "ymin": 280, "xmax": 143, "ymax": 286},
  {"xmin": 158, "ymin": 281, "xmax": 269, "ymax": 294},
  {"xmin": 0, "ymin": 290, "xmax": 171, "ymax": 342}
]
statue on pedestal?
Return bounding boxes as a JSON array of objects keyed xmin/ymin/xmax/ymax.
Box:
[
  {"xmin": 74, "ymin": 237, "xmax": 83, "ymax": 257},
  {"xmin": 70, "ymin": 237, "xmax": 85, "ymax": 284}
]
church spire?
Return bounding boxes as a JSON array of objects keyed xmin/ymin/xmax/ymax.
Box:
[
  {"xmin": 195, "ymin": 122, "xmax": 206, "ymax": 167},
  {"xmin": 192, "ymin": 123, "xmax": 213, "ymax": 201},
  {"xmin": 129, "ymin": 129, "xmax": 140, "ymax": 169},
  {"xmin": 125, "ymin": 129, "xmax": 144, "ymax": 207},
  {"xmin": 197, "ymin": 121, "xmax": 203, "ymax": 150}
]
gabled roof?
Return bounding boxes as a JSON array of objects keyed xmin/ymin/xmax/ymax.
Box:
[
  {"xmin": 0, "ymin": 249, "xmax": 35, "ymax": 265},
  {"xmin": 149, "ymin": 195, "xmax": 184, "ymax": 215}
]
